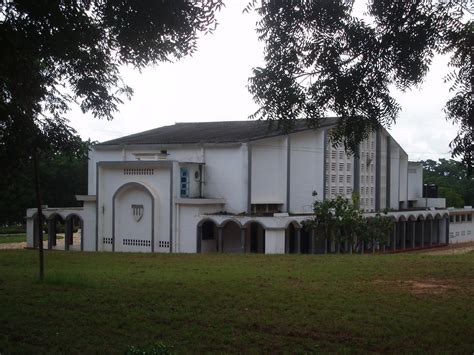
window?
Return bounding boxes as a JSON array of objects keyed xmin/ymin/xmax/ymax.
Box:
[
  {"xmin": 339, "ymin": 187, "xmax": 344, "ymax": 194},
  {"xmin": 456, "ymin": 215, "xmax": 460, "ymax": 222},
  {"xmin": 461, "ymin": 214, "xmax": 466, "ymax": 222},
  {"xmin": 346, "ymin": 187, "xmax": 352, "ymax": 195},
  {"xmin": 468, "ymin": 214, "xmax": 472, "ymax": 222},
  {"xmin": 339, "ymin": 175, "xmax": 343, "ymax": 183},
  {"xmin": 331, "ymin": 162, "xmax": 336, "ymax": 171},
  {"xmin": 450, "ymin": 215, "xmax": 454, "ymax": 223},
  {"xmin": 347, "ymin": 176, "xmax": 351, "ymax": 183},
  {"xmin": 339, "ymin": 163, "xmax": 344, "ymax": 171},
  {"xmin": 180, "ymin": 168, "xmax": 189, "ymax": 197},
  {"xmin": 347, "ymin": 163, "xmax": 351, "ymax": 171},
  {"xmin": 331, "ymin": 151, "xmax": 337, "ymax": 159},
  {"xmin": 331, "ymin": 175, "xmax": 336, "ymax": 183},
  {"xmin": 339, "ymin": 151, "xmax": 344, "ymax": 159}
]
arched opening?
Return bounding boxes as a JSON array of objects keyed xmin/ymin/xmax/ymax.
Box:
[
  {"xmin": 32, "ymin": 213, "xmax": 47, "ymax": 248},
  {"xmin": 407, "ymin": 215, "xmax": 417, "ymax": 249},
  {"xmin": 424, "ymin": 214, "xmax": 434, "ymax": 247},
  {"xmin": 46, "ymin": 214, "xmax": 65, "ymax": 250},
  {"xmin": 285, "ymin": 221, "xmax": 301, "ymax": 254},
  {"xmin": 221, "ymin": 220, "xmax": 242, "ymax": 253},
  {"xmin": 246, "ymin": 221, "xmax": 265, "ymax": 253},
  {"xmin": 397, "ymin": 216, "xmax": 407, "ymax": 250},
  {"xmin": 300, "ymin": 227, "xmax": 311, "ymax": 254},
  {"xmin": 65, "ymin": 214, "xmax": 83, "ymax": 251},
  {"xmin": 197, "ymin": 219, "xmax": 218, "ymax": 253},
  {"xmin": 415, "ymin": 216, "xmax": 425, "ymax": 248},
  {"xmin": 113, "ymin": 183, "xmax": 154, "ymax": 252}
]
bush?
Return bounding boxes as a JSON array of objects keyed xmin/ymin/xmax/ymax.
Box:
[{"xmin": 0, "ymin": 225, "xmax": 26, "ymax": 235}]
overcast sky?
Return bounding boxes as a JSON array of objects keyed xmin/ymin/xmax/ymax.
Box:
[{"xmin": 67, "ymin": 0, "xmax": 459, "ymax": 162}]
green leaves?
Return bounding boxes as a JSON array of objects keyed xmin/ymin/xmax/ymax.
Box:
[{"xmin": 249, "ymin": 0, "xmax": 472, "ymax": 164}]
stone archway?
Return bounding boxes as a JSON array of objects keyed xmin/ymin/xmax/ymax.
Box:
[
  {"xmin": 197, "ymin": 219, "xmax": 218, "ymax": 253},
  {"xmin": 113, "ymin": 182, "xmax": 154, "ymax": 252}
]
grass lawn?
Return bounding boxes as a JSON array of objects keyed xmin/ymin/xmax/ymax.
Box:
[{"xmin": 0, "ymin": 250, "xmax": 473, "ymax": 353}]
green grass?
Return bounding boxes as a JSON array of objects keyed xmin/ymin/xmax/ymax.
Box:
[
  {"xmin": 0, "ymin": 234, "xmax": 64, "ymax": 244},
  {"xmin": 0, "ymin": 234, "xmax": 27, "ymax": 244},
  {"xmin": 0, "ymin": 250, "xmax": 473, "ymax": 353}
]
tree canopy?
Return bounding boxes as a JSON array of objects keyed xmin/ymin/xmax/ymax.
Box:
[
  {"xmin": 422, "ymin": 158, "xmax": 474, "ymax": 207},
  {"xmin": 247, "ymin": 0, "xmax": 472, "ymax": 171},
  {"xmin": 0, "ymin": 0, "xmax": 223, "ymax": 161}
]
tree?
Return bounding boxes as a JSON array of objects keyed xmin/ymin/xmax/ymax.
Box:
[
  {"xmin": 422, "ymin": 158, "xmax": 474, "ymax": 207},
  {"xmin": 308, "ymin": 192, "xmax": 393, "ymax": 253},
  {"xmin": 0, "ymin": 0, "xmax": 223, "ymax": 279},
  {"xmin": 247, "ymin": 0, "xmax": 472, "ymax": 171},
  {"xmin": 0, "ymin": 140, "xmax": 90, "ymax": 226}
]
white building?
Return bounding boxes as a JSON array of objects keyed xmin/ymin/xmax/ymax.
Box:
[{"xmin": 26, "ymin": 120, "xmax": 473, "ymax": 253}]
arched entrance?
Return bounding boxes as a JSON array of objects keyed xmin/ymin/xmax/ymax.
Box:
[
  {"xmin": 65, "ymin": 214, "xmax": 83, "ymax": 251},
  {"xmin": 197, "ymin": 219, "xmax": 218, "ymax": 253},
  {"xmin": 246, "ymin": 221, "xmax": 265, "ymax": 253},
  {"xmin": 46, "ymin": 213, "xmax": 64, "ymax": 250},
  {"xmin": 285, "ymin": 221, "xmax": 301, "ymax": 254},
  {"xmin": 113, "ymin": 183, "xmax": 154, "ymax": 252},
  {"xmin": 220, "ymin": 220, "xmax": 242, "ymax": 253}
]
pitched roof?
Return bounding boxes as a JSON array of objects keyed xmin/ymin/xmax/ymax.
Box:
[{"xmin": 96, "ymin": 118, "xmax": 338, "ymax": 146}]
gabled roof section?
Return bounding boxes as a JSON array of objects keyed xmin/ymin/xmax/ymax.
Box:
[{"xmin": 96, "ymin": 118, "xmax": 339, "ymax": 146}]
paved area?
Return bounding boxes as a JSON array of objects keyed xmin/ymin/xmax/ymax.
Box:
[{"xmin": 0, "ymin": 233, "xmax": 81, "ymax": 251}]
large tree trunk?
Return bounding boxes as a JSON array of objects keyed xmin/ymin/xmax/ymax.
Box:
[{"xmin": 32, "ymin": 148, "xmax": 44, "ymax": 281}]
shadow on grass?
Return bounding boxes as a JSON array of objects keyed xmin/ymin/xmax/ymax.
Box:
[{"xmin": 38, "ymin": 271, "xmax": 98, "ymax": 288}]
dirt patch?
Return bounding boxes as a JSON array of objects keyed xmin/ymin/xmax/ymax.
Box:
[
  {"xmin": 373, "ymin": 279, "xmax": 459, "ymax": 295},
  {"xmin": 406, "ymin": 279, "xmax": 459, "ymax": 295},
  {"xmin": 416, "ymin": 241, "xmax": 474, "ymax": 256}
]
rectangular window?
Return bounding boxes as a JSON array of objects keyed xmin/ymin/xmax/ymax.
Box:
[
  {"xmin": 339, "ymin": 151, "xmax": 344, "ymax": 160},
  {"xmin": 347, "ymin": 176, "xmax": 351, "ymax": 184},
  {"xmin": 331, "ymin": 151, "xmax": 337, "ymax": 159},
  {"xmin": 461, "ymin": 214, "xmax": 466, "ymax": 222},
  {"xmin": 468, "ymin": 214, "xmax": 472, "ymax": 222},
  {"xmin": 180, "ymin": 167, "xmax": 189, "ymax": 197},
  {"xmin": 347, "ymin": 163, "xmax": 351, "ymax": 171},
  {"xmin": 339, "ymin": 175, "xmax": 343, "ymax": 183},
  {"xmin": 339, "ymin": 163, "xmax": 344, "ymax": 171},
  {"xmin": 456, "ymin": 215, "xmax": 460, "ymax": 222},
  {"xmin": 331, "ymin": 162, "xmax": 336, "ymax": 171},
  {"xmin": 450, "ymin": 215, "xmax": 454, "ymax": 223}
]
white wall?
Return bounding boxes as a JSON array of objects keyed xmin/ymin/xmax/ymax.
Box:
[
  {"xmin": 290, "ymin": 130, "xmax": 325, "ymax": 213},
  {"xmin": 408, "ymin": 162, "xmax": 423, "ymax": 200},
  {"xmin": 204, "ymin": 145, "xmax": 248, "ymax": 213},
  {"xmin": 449, "ymin": 210, "xmax": 474, "ymax": 243},
  {"xmin": 399, "ymin": 151, "xmax": 408, "ymax": 206},
  {"xmin": 265, "ymin": 229, "xmax": 285, "ymax": 254},
  {"xmin": 389, "ymin": 140, "xmax": 400, "ymax": 210},
  {"xmin": 251, "ymin": 136, "xmax": 287, "ymax": 207},
  {"xmin": 97, "ymin": 164, "xmax": 171, "ymax": 253}
]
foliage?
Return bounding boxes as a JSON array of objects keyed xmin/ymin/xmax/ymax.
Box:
[
  {"xmin": 0, "ymin": 250, "xmax": 473, "ymax": 353},
  {"xmin": 0, "ymin": 140, "xmax": 90, "ymax": 225},
  {"xmin": 309, "ymin": 193, "xmax": 393, "ymax": 252},
  {"xmin": 247, "ymin": 0, "xmax": 472, "ymax": 170},
  {"xmin": 363, "ymin": 210, "xmax": 393, "ymax": 250},
  {"xmin": 0, "ymin": 0, "xmax": 223, "ymax": 163},
  {"xmin": 422, "ymin": 158, "xmax": 474, "ymax": 207}
]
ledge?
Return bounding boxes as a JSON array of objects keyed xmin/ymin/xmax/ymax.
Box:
[
  {"xmin": 76, "ymin": 195, "xmax": 97, "ymax": 202},
  {"xmin": 175, "ymin": 198, "xmax": 225, "ymax": 205}
]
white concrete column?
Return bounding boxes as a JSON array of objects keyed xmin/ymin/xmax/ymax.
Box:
[
  {"xmin": 265, "ymin": 229, "xmax": 285, "ymax": 254},
  {"xmin": 26, "ymin": 218, "xmax": 35, "ymax": 248}
]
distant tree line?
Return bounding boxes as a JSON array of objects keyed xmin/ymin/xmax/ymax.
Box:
[
  {"xmin": 0, "ymin": 140, "xmax": 90, "ymax": 226},
  {"xmin": 422, "ymin": 158, "xmax": 474, "ymax": 208}
]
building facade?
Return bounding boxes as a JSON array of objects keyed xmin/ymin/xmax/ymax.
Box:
[{"xmin": 26, "ymin": 120, "xmax": 473, "ymax": 253}]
